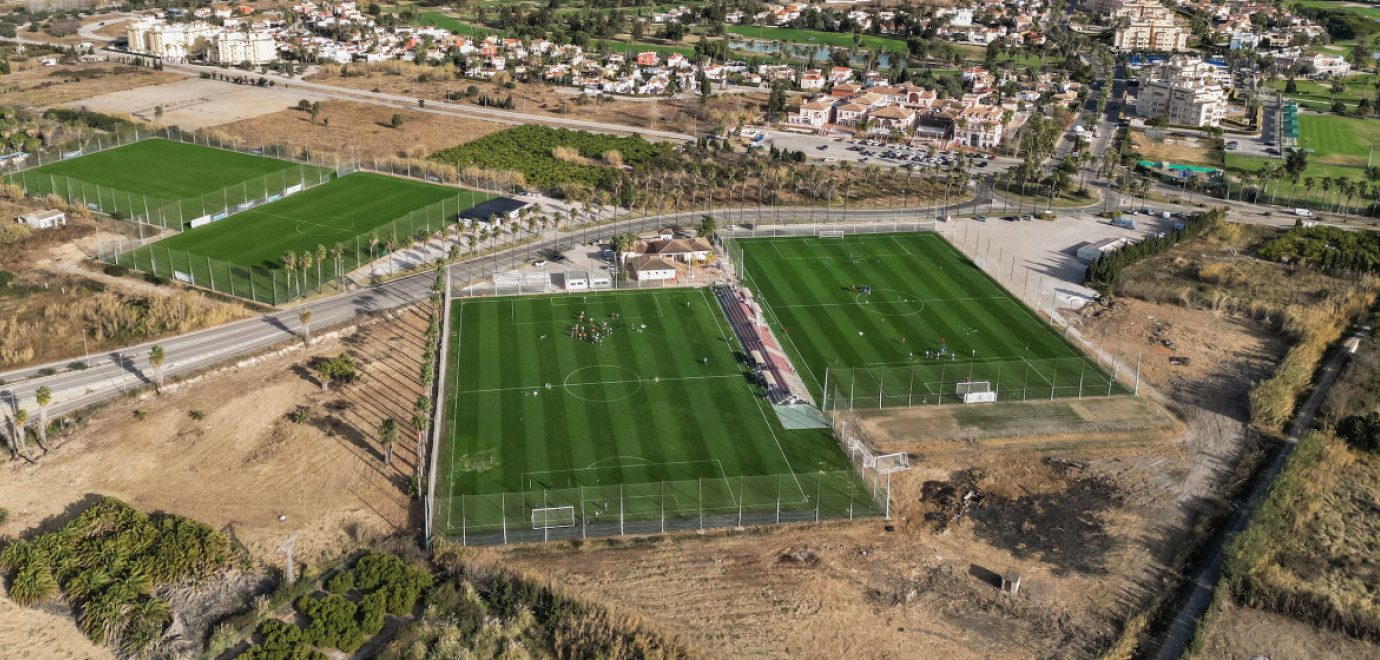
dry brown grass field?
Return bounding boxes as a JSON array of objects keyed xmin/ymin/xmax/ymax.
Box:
[
  {"xmin": 304, "ymin": 60, "xmax": 763, "ymax": 135},
  {"xmin": 0, "ymin": 61, "xmax": 182, "ymax": 107},
  {"xmin": 216, "ymin": 99, "xmax": 508, "ymax": 161},
  {"xmin": 0, "ymin": 306, "xmax": 433, "ymax": 656}
]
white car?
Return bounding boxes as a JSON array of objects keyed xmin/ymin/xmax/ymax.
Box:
[
  {"xmin": 725, "ymin": 224, "xmax": 739, "ymax": 231},
  {"xmin": 533, "ymin": 260, "xmax": 548, "ymax": 267}
]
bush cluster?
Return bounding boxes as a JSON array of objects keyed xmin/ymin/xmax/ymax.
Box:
[
  {"xmin": 1083, "ymin": 208, "xmax": 1222, "ymax": 295},
  {"xmin": 0, "ymin": 497, "xmax": 233, "ymax": 655},
  {"xmin": 1258, "ymin": 223, "xmax": 1380, "ymax": 274},
  {"xmin": 430, "ymin": 125, "xmax": 669, "ymax": 189},
  {"xmin": 239, "ymin": 551, "xmax": 432, "ymax": 657}
]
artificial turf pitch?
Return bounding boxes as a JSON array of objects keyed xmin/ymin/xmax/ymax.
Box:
[
  {"xmin": 10, "ymin": 139, "xmax": 329, "ymax": 222},
  {"xmin": 117, "ymin": 172, "xmax": 491, "ymax": 302},
  {"xmin": 436, "ymin": 288, "xmax": 863, "ymax": 536},
  {"xmin": 734, "ymin": 232, "xmax": 1122, "ymax": 405}
]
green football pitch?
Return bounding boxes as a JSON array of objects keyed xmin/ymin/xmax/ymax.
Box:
[
  {"xmin": 9, "ymin": 139, "xmax": 330, "ymax": 224},
  {"xmin": 733, "ymin": 233, "xmax": 1122, "ymax": 406},
  {"xmin": 436, "ymin": 288, "xmax": 867, "ymax": 538},
  {"xmin": 118, "ymin": 172, "xmax": 491, "ymax": 302}
]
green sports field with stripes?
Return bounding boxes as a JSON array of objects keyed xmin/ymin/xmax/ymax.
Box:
[
  {"xmin": 436, "ymin": 288, "xmax": 866, "ymax": 538},
  {"xmin": 115, "ymin": 172, "xmax": 491, "ymax": 302},
  {"xmin": 9, "ymin": 138, "xmax": 331, "ymax": 220},
  {"xmin": 735, "ymin": 233, "xmax": 1122, "ymax": 406}
]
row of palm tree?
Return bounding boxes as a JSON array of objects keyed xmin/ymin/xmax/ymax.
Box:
[{"xmin": 1236, "ymin": 164, "xmax": 1380, "ymax": 218}]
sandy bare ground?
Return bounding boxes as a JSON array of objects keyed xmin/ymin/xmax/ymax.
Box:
[
  {"xmin": 62, "ymin": 77, "xmax": 331, "ymax": 129},
  {"xmin": 216, "ymin": 99, "xmax": 507, "ymax": 160},
  {"xmin": 498, "ymin": 410, "xmax": 1193, "ymax": 660},
  {"xmin": 1191, "ymin": 600, "xmax": 1379, "ymax": 660},
  {"xmin": 0, "ymin": 61, "xmax": 182, "ymax": 108},
  {"xmin": 0, "ymin": 306, "xmax": 433, "ymax": 656}
]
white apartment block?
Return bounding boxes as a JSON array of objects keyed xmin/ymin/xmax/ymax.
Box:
[
  {"xmin": 1111, "ymin": 0, "xmax": 1172, "ymax": 21},
  {"xmin": 126, "ymin": 18, "xmax": 219, "ymax": 61},
  {"xmin": 1136, "ymin": 57, "xmax": 1226, "ymax": 126},
  {"xmin": 1114, "ymin": 20, "xmax": 1188, "ymax": 52},
  {"xmin": 216, "ymin": 31, "xmax": 277, "ymax": 64}
]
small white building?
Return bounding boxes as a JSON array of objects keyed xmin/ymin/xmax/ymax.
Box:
[
  {"xmin": 627, "ymin": 255, "xmax": 677, "ymax": 281},
  {"xmin": 16, "ymin": 209, "xmax": 66, "ymax": 229},
  {"xmin": 1077, "ymin": 237, "xmax": 1128, "ymax": 263},
  {"xmin": 564, "ymin": 271, "xmax": 590, "ymax": 290}
]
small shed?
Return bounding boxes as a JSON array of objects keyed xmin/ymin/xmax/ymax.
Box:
[
  {"xmin": 17, "ymin": 209, "xmax": 66, "ymax": 229},
  {"xmin": 459, "ymin": 197, "xmax": 531, "ymax": 222},
  {"xmin": 1076, "ymin": 237, "xmax": 1128, "ymax": 263},
  {"xmin": 564, "ymin": 271, "xmax": 590, "ymax": 290},
  {"xmin": 588, "ymin": 272, "xmax": 612, "ymax": 289}
]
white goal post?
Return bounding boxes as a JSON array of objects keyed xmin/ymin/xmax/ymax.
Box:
[
  {"xmin": 955, "ymin": 380, "xmax": 997, "ymax": 404},
  {"xmin": 819, "ymin": 230, "xmax": 846, "ymax": 239},
  {"xmin": 531, "ymin": 506, "xmax": 576, "ymax": 529}
]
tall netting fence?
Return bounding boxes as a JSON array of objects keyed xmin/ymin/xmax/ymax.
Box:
[
  {"xmin": 13, "ymin": 165, "xmax": 334, "ymax": 230},
  {"xmin": 820, "ymin": 356, "xmax": 1122, "ymax": 411},
  {"xmin": 101, "ymin": 193, "xmax": 479, "ymax": 305},
  {"xmin": 438, "ymin": 470, "xmax": 878, "ymax": 546}
]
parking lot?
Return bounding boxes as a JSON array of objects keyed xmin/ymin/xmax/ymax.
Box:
[{"xmin": 762, "ymin": 131, "xmax": 1015, "ymax": 172}]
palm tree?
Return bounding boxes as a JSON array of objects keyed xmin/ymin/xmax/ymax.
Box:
[
  {"xmin": 148, "ymin": 345, "xmax": 166, "ymax": 393},
  {"xmin": 314, "ymin": 244, "xmax": 327, "ymax": 289},
  {"xmin": 385, "ymin": 235, "xmax": 399, "ymax": 274},
  {"xmin": 298, "ymin": 251, "xmax": 313, "ymax": 295},
  {"xmin": 298, "ymin": 310, "xmax": 313, "ymax": 345},
  {"xmin": 378, "ymin": 418, "xmax": 398, "ymax": 466},
  {"xmin": 330, "ymin": 243, "xmax": 344, "ymax": 288},
  {"xmin": 34, "ymin": 386, "xmax": 50, "ymax": 451},
  {"xmin": 1303, "ymin": 176, "xmax": 1316, "ymax": 205},
  {"xmin": 280, "ymin": 252, "xmax": 296, "ymax": 298},
  {"xmin": 11, "ymin": 408, "xmax": 30, "ymax": 460}
]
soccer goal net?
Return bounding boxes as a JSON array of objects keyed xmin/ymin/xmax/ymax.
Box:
[
  {"xmin": 955, "ymin": 380, "xmax": 996, "ymax": 404},
  {"xmin": 819, "ymin": 230, "xmax": 846, "ymax": 239},
  {"xmin": 531, "ymin": 506, "xmax": 576, "ymax": 529}
]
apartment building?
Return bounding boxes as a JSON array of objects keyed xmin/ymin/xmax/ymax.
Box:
[
  {"xmin": 125, "ymin": 18, "xmax": 219, "ymax": 61},
  {"xmin": 1136, "ymin": 57, "xmax": 1227, "ymax": 126},
  {"xmin": 1114, "ymin": 19, "xmax": 1188, "ymax": 52},
  {"xmin": 216, "ymin": 30, "xmax": 277, "ymax": 64}
]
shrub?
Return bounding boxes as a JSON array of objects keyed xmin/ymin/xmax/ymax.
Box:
[
  {"xmin": 241, "ymin": 619, "xmax": 327, "ymax": 660},
  {"xmin": 297, "ymin": 593, "xmax": 366, "ymax": 652},
  {"xmin": 102, "ymin": 264, "xmax": 129, "ymax": 277},
  {"xmin": 1337, "ymin": 411, "xmax": 1380, "ymax": 453},
  {"xmin": 290, "ymin": 405, "xmax": 311, "ymax": 424},
  {"xmin": 325, "ymin": 569, "xmax": 355, "ymax": 594},
  {"xmin": 0, "ymin": 269, "xmax": 13, "ymax": 286},
  {"xmin": 354, "ymin": 551, "xmax": 434, "ymax": 616}
]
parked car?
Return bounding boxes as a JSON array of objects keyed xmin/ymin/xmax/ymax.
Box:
[
  {"xmin": 533, "ymin": 259, "xmax": 548, "ymax": 267},
  {"xmin": 817, "ymin": 144, "xmax": 829, "ymax": 150}
]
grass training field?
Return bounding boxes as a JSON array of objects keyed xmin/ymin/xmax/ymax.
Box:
[
  {"xmin": 437, "ymin": 288, "xmax": 865, "ymax": 538},
  {"xmin": 10, "ymin": 139, "xmax": 332, "ymax": 227},
  {"xmin": 1226, "ymin": 114, "xmax": 1380, "ymax": 193},
  {"xmin": 733, "ymin": 233, "xmax": 1121, "ymax": 406},
  {"xmin": 118, "ymin": 172, "xmax": 490, "ymax": 302}
]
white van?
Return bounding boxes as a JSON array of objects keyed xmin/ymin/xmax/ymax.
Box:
[{"xmin": 1294, "ymin": 208, "xmax": 1314, "ymax": 218}]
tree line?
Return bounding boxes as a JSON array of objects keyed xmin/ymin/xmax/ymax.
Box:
[{"xmin": 1083, "ymin": 208, "xmax": 1224, "ymax": 295}]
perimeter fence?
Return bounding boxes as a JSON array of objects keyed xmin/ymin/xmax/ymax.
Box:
[
  {"xmin": 437, "ymin": 470, "xmax": 878, "ymax": 546},
  {"xmin": 101, "ymin": 193, "xmax": 480, "ymax": 305}
]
